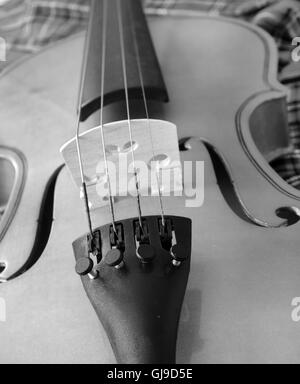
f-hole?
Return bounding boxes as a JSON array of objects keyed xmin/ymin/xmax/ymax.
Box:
[{"xmin": 180, "ymin": 138, "xmax": 300, "ymax": 228}]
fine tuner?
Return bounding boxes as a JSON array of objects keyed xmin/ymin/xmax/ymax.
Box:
[{"xmin": 75, "ymin": 216, "xmax": 190, "ymax": 280}]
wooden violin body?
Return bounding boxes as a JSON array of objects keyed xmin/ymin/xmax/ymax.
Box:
[{"xmin": 1, "ymin": 11, "xmax": 300, "ymax": 363}]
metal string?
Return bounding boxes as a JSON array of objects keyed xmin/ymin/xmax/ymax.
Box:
[
  {"xmin": 98, "ymin": 0, "xmax": 117, "ymax": 235},
  {"xmin": 74, "ymin": 7, "xmax": 94, "ymax": 238},
  {"xmin": 74, "ymin": 0, "xmax": 119, "ymax": 239},
  {"xmin": 117, "ymin": 0, "xmax": 144, "ymax": 231},
  {"xmin": 127, "ymin": 0, "xmax": 166, "ymax": 227}
]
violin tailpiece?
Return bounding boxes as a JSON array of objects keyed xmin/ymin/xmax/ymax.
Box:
[{"xmin": 73, "ymin": 215, "xmax": 192, "ymax": 364}]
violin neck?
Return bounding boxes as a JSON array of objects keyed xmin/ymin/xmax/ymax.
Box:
[{"xmin": 79, "ymin": 0, "xmax": 169, "ymax": 122}]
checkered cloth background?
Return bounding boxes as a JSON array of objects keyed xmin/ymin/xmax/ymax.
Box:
[{"xmin": 1, "ymin": 0, "xmax": 300, "ymax": 188}]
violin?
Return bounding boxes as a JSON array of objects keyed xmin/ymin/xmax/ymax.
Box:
[{"xmin": 1, "ymin": 0, "xmax": 300, "ymax": 363}]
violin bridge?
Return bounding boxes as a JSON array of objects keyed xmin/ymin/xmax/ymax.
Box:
[{"xmin": 60, "ymin": 119, "xmax": 182, "ymax": 210}]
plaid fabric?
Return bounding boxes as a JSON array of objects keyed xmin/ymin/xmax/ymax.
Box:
[
  {"xmin": 1, "ymin": 0, "xmax": 300, "ymax": 188},
  {"xmin": 287, "ymin": 81, "xmax": 300, "ymax": 144},
  {"xmin": 270, "ymin": 150, "xmax": 300, "ymax": 188},
  {"xmin": 145, "ymin": 0, "xmax": 277, "ymax": 16},
  {"xmin": 0, "ymin": 0, "xmax": 89, "ymax": 71}
]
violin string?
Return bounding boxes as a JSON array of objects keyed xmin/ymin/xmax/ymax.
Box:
[
  {"xmin": 117, "ymin": 0, "xmax": 144, "ymax": 231},
  {"xmin": 74, "ymin": 0, "xmax": 96, "ymax": 239},
  {"xmin": 75, "ymin": 116, "xmax": 94, "ymax": 238},
  {"xmin": 127, "ymin": 1, "xmax": 166, "ymax": 228},
  {"xmin": 99, "ymin": 0, "xmax": 117, "ymax": 235}
]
